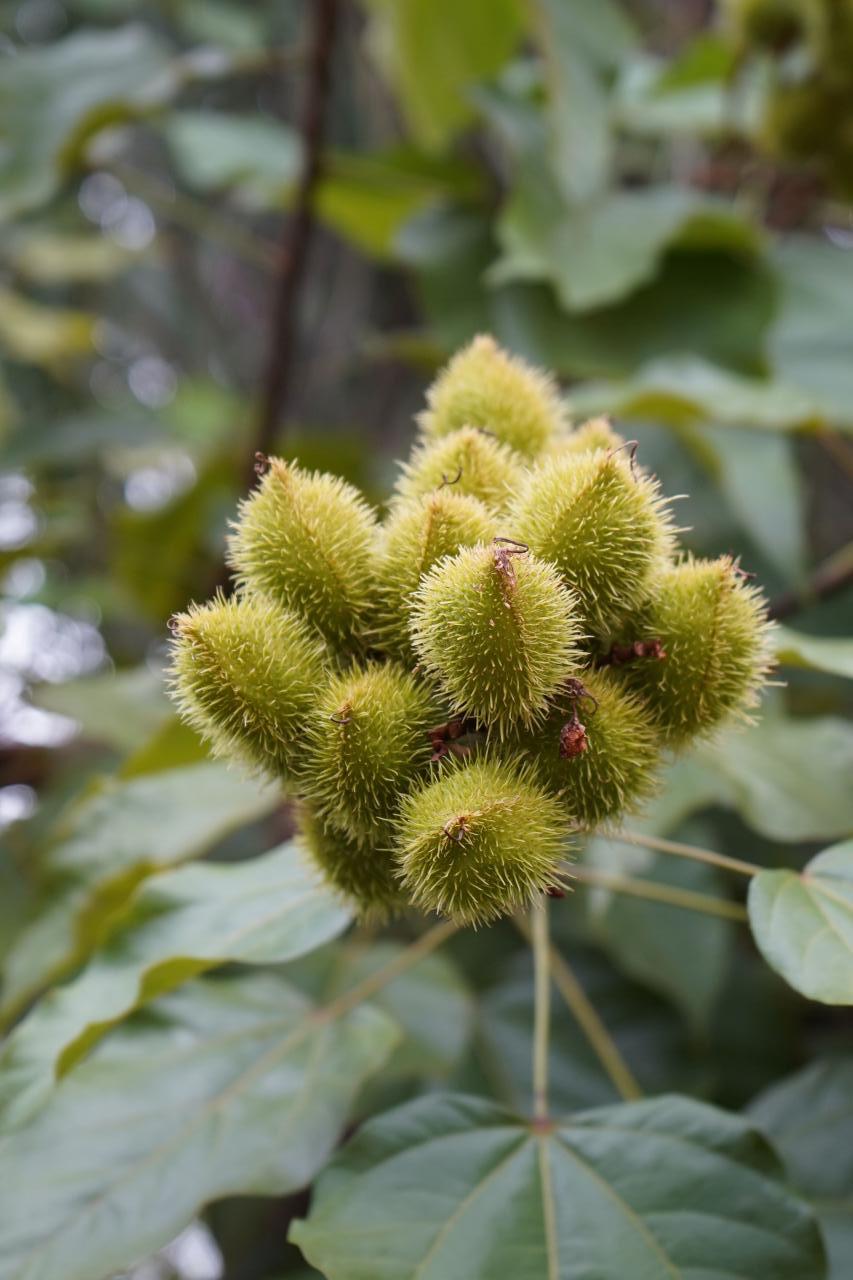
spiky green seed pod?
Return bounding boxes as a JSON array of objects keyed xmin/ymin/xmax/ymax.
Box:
[
  {"xmin": 169, "ymin": 593, "xmax": 328, "ymax": 784},
  {"xmin": 372, "ymin": 491, "xmax": 498, "ymax": 660},
  {"xmin": 509, "ymin": 448, "xmax": 674, "ymax": 637},
  {"xmin": 418, "ymin": 335, "xmax": 566, "ymax": 458},
  {"xmin": 547, "ymin": 416, "xmax": 626, "ymax": 460},
  {"xmin": 304, "ymin": 661, "xmax": 438, "ymax": 841},
  {"xmin": 227, "ymin": 458, "xmax": 377, "ymax": 649},
  {"xmin": 296, "ymin": 804, "xmax": 405, "ymax": 923},
  {"xmin": 395, "ymin": 757, "xmax": 570, "ymax": 926},
  {"xmin": 410, "ymin": 542, "xmax": 583, "ymax": 737},
  {"xmin": 515, "ymin": 670, "xmax": 661, "ymax": 828},
  {"xmin": 395, "ymin": 427, "xmax": 522, "ymax": 510},
  {"xmin": 613, "ymin": 556, "xmax": 773, "ymax": 746}
]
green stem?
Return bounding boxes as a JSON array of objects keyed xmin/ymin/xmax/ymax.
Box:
[
  {"xmin": 548, "ymin": 945, "xmax": 643, "ymax": 1102},
  {"xmin": 572, "ymin": 863, "xmax": 748, "ymax": 921},
  {"xmin": 316, "ymin": 919, "xmax": 459, "ymax": 1025},
  {"xmin": 531, "ymin": 895, "xmax": 550, "ymax": 1121},
  {"xmin": 613, "ymin": 829, "xmax": 760, "ymax": 879}
]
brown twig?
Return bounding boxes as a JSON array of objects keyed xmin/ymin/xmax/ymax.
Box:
[
  {"xmin": 250, "ymin": 0, "xmax": 339, "ymax": 486},
  {"xmin": 768, "ymin": 540, "xmax": 853, "ymax": 621}
]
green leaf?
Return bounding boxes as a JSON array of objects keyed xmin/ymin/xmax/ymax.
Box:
[
  {"xmin": 33, "ymin": 665, "xmax": 172, "ymax": 753},
  {"xmin": 774, "ymin": 626, "xmax": 853, "ymax": 680},
  {"xmin": 583, "ymin": 835, "xmax": 733, "ymax": 1028},
  {"xmin": 319, "ymin": 149, "xmax": 478, "ymax": 260},
  {"xmin": 0, "ymin": 288, "xmax": 93, "ymax": 366},
  {"xmin": 696, "ymin": 716, "xmax": 853, "ymax": 842},
  {"xmin": 493, "ymin": 185, "xmax": 762, "ymax": 311},
  {"xmin": 751, "ymin": 1058, "xmax": 853, "ymax": 1278},
  {"xmin": 769, "ymin": 238, "xmax": 853, "ymax": 429},
  {"xmin": 748, "ymin": 842, "xmax": 853, "ymax": 1004},
  {"xmin": 321, "ymin": 942, "xmax": 473, "ymax": 1079},
  {"xmin": 0, "ymin": 974, "xmax": 398, "ymax": 1280},
  {"xmin": 163, "ymin": 110, "xmax": 301, "ymax": 201},
  {"xmin": 530, "ymin": 0, "xmax": 626, "ymax": 203},
  {"xmin": 570, "ymin": 355, "xmax": 826, "ymax": 429},
  {"xmin": 490, "ymin": 250, "xmax": 775, "ymax": 379},
  {"xmin": 0, "ymin": 25, "xmax": 173, "ymax": 221},
  {"xmin": 291, "ymin": 1091, "xmax": 825, "ymax": 1279},
  {"xmin": 4, "ymin": 231, "xmax": 134, "ymax": 283},
  {"xmin": 0, "ymin": 842, "xmax": 351, "ymax": 1127},
  {"xmin": 0, "ymin": 763, "xmax": 276, "ymax": 1022},
  {"xmin": 361, "ymin": 0, "xmax": 524, "ymax": 151},
  {"xmin": 703, "ymin": 425, "xmax": 807, "ymax": 580}
]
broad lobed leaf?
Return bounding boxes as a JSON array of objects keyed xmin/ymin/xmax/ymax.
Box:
[
  {"xmin": 0, "ymin": 841, "xmax": 351, "ymax": 1128},
  {"xmin": 291, "ymin": 1091, "xmax": 826, "ymax": 1279},
  {"xmin": 0, "ymin": 974, "xmax": 398, "ymax": 1280}
]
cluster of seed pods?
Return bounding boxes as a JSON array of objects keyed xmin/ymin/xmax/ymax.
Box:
[{"xmin": 171, "ymin": 336, "xmax": 772, "ymax": 926}]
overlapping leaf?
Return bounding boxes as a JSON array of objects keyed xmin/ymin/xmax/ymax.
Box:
[
  {"xmin": 291, "ymin": 1092, "xmax": 825, "ymax": 1279},
  {"xmin": 0, "ymin": 763, "xmax": 276, "ymax": 1021},
  {"xmin": 0, "ymin": 842, "xmax": 351, "ymax": 1127},
  {"xmin": 748, "ymin": 842, "xmax": 853, "ymax": 1004},
  {"xmin": 751, "ymin": 1058, "xmax": 853, "ymax": 1278},
  {"xmin": 0, "ymin": 975, "xmax": 398, "ymax": 1280}
]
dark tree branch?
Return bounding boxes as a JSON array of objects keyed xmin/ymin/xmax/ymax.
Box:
[
  {"xmin": 769, "ymin": 540, "xmax": 853, "ymax": 621},
  {"xmin": 250, "ymin": 0, "xmax": 339, "ymax": 486}
]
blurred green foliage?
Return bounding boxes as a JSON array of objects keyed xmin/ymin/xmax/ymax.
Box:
[{"xmin": 1, "ymin": 1, "xmax": 853, "ymax": 1278}]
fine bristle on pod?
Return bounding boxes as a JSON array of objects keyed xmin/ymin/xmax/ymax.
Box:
[
  {"xmin": 610, "ymin": 555, "xmax": 773, "ymax": 746},
  {"xmin": 509, "ymin": 446, "xmax": 675, "ymax": 637},
  {"xmin": 395, "ymin": 426, "xmax": 522, "ymax": 510},
  {"xmin": 304, "ymin": 661, "xmax": 439, "ymax": 841},
  {"xmin": 296, "ymin": 804, "xmax": 405, "ymax": 923},
  {"xmin": 372, "ymin": 490, "xmax": 498, "ymax": 660},
  {"xmin": 417, "ymin": 335, "xmax": 567, "ymax": 458},
  {"xmin": 410, "ymin": 540, "xmax": 584, "ymax": 738},
  {"xmin": 227, "ymin": 457, "xmax": 377, "ymax": 649},
  {"xmin": 513, "ymin": 668, "xmax": 662, "ymax": 828},
  {"xmin": 395, "ymin": 757, "xmax": 571, "ymax": 926},
  {"xmin": 168, "ymin": 593, "xmax": 328, "ymax": 786}
]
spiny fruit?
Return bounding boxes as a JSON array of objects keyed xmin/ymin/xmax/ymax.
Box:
[
  {"xmin": 547, "ymin": 416, "xmax": 625, "ymax": 460},
  {"xmin": 304, "ymin": 661, "xmax": 438, "ymax": 841},
  {"xmin": 611, "ymin": 555, "xmax": 772, "ymax": 746},
  {"xmin": 296, "ymin": 804, "xmax": 405, "ymax": 922},
  {"xmin": 395, "ymin": 426, "xmax": 521, "ymax": 509},
  {"xmin": 169, "ymin": 593, "xmax": 327, "ymax": 785},
  {"xmin": 509, "ymin": 446, "xmax": 674, "ymax": 637},
  {"xmin": 372, "ymin": 491, "xmax": 497, "ymax": 660},
  {"xmin": 418, "ymin": 335, "xmax": 566, "ymax": 458},
  {"xmin": 169, "ymin": 334, "xmax": 773, "ymax": 931},
  {"xmin": 410, "ymin": 541, "xmax": 583, "ymax": 738},
  {"xmin": 515, "ymin": 669, "xmax": 661, "ymax": 828},
  {"xmin": 395, "ymin": 757, "xmax": 570, "ymax": 925},
  {"xmin": 227, "ymin": 458, "xmax": 377, "ymax": 649}
]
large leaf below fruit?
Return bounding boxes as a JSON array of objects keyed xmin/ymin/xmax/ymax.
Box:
[
  {"xmin": 0, "ymin": 975, "xmax": 397, "ymax": 1280},
  {"xmin": 291, "ymin": 1092, "xmax": 825, "ymax": 1279}
]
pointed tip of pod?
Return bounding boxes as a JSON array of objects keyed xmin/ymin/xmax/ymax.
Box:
[
  {"xmin": 417, "ymin": 335, "xmax": 568, "ymax": 459},
  {"xmin": 395, "ymin": 756, "xmax": 573, "ymax": 926},
  {"xmin": 395, "ymin": 426, "xmax": 523, "ymax": 511},
  {"xmin": 509, "ymin": 445, "xmax": 676, "ymax": 638},
  {"xmin": 226, "ymin": 457, "xmax": 378, "ymax": 650},
  {"xmin": 372, "ymin": 490, "xmax": 498, "ymax": 660},
  {"xmin": 546, "ymin": 416, "xmax": 626, "ymax": 460}
]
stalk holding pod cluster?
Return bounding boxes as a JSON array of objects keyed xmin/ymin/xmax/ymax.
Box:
[{"xmin": 170, "ymin": 335, "xmax": 773, "ymax": 927}]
